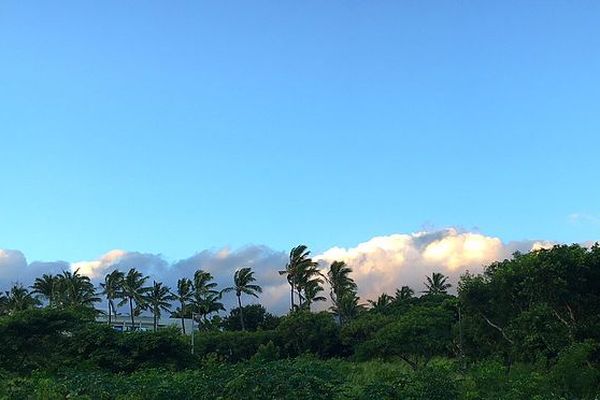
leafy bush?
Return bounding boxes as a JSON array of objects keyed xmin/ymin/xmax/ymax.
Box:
[
  {"xmin": 275, "ymin": 311, "xmax": 343, "ymax": 357},
  {"xmin": 193, "ymin": 329, "xmax": 275, "ymax": 362}
]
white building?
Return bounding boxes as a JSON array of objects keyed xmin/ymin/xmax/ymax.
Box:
[{"xmin": 96, "ymin": 315, "xmax": 194, "ymax": 335}]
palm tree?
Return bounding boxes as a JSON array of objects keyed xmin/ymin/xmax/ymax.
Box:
[
  {"xmin": 279, "ymin": 245, "xmax": 318, "ymax": 311},
  {"xmin": 3, "ymin": 284, "xmax": 41, "ymax": 315},
  {"xmin": 31, "ymin": 274, "xmax": 58, "ymax": 306},
  {"xmin": 194, "ymin": 292, "xmax": 225, "ymax": 327},
  {"xmin": 191, "ymin": 270, "xmax": 221, "ymax": 328},
  {"xmin": 368, "ymin": 293, "xmax": 393, "ymax": 312},
  {"xmin": 148, "ymin": 281, "xmax": 175, "ymax": 331},
  {"xmin": 172, "ymin": 278, "xmax": 194, "ymax": 334},
  {"xmin": 302, "ymin": 278, "xmax": 326, "ymax": 310},
  {"xmin": 395, "ymin": 285, "xmax": 414, "ymax": 301},
  {"xmin": 223, "ymin": 267, "xmax": 262, "ymax": 331},
  {"xmin": 327, "ymin": 261, "xmax": 358, "ymax": 322},
  {"xmin": 118, "ymin": 268, "xmax": 150, "ymax": 329},
  {"xmin": 0, "ymin": 292, "xmax": 7, "ymax": 316},
  {"xmin": 331, "ymin": 292, "xmax": 363, "ymax": 325},
  {"xmin": 57, "ymin": 269, "xmax": 99, "ymax": 309},
  {"xmin": 100, "ymin": 269, "xmax": 124, "ymax": 325},
  {"xmin": 424, "ymin": 272, "xmax": 452, "ymax": 295}
]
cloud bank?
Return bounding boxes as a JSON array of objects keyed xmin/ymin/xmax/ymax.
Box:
[{"xmin": 0, "ymin": 228, "xmax": 594, "ymax": 314}]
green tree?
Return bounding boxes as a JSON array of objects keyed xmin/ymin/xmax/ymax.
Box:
[
  {"xmin": 118, "ymin": 268, "xmax": 150, "ymax": 329},
  {"xmin": 147, "ymin": 281, "xmax": 175, "ymax": 331},
  {"xmin": 172, "ymin": 278, "xmax": 194, "ymax": 334},
  {"xmin": 54, "ymin": 269, "xmax": 99, "ymax": 309},
  {"xmin": 424, "ymin": 272, "xmax": 452, "ymax": 295},
  {"xmin": 223, "ymin": 267, "xmax": 262, "ymax": 331},
  {"xmin": 2, "ymin": 284, "xmax": 41, "ymax": 315},
  {"xmin": 395, "ymin": 285, "xmax": 414, "ymax": 301},
  {"xmin": 100, "ymin": 269, "xmax": 124, "ymax": 325},
  {"xmin": 31, "ymin": 274, "xmax": 59, "ymax": 306},
  {"xmin": 279, "ymin": 245, "xmax": 318, "ymax": 311},
  {"xmin": 327, "ymin": 261, "xmax": 359, "ymax": 323},
  {"xmin": 303, "ymin": 278, "xmax": 326, "ymax": 311},
  {"xmin": 331, "ymin": 292, "xmax": 364, "ymax": 325},
  {"xmin": 368, "ymin": 293, "xmax": 393, "ymax": 313}
]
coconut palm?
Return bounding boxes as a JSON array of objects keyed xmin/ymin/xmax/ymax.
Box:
[
  {"xmin": 172, "ymin": 278, "xmax": 194, "ymax": 334},
  {"xmin": 3, "ymin": 284, "xmax": 41, "ymax": 315},
  {"xmin": 100, "ymin": 269, "xmax": 124, "ymax": 325},
  {"xmin": 327, "ymin": 261, "xmax": 358, "ymax": 322},
  {"xmin": 193, "ymin": 270, "xmax": 219, "ymax": 297},
  {"xmin": 395, "ymin": 285, "xmax": 415, "ymax": 301},
  {"xmin": 31, "ymin": 274, "xmax": 58, "ymax": 306},
  {"xmin": 194, "ymin": 292, "xmax": 225, "ymax": 326},
  {"xmin": 424, "ymin": 272, "xmax": 452, "ymax": 295},
  {"xmin": 118, "ymin": 268, "xmax": 150, "ymax": 329},
  {"xmin": 223, "ymin": 267, "xmax": 262, "ymax": 331},
  {"xmin": 148, "ymin": 281, "xmax": 175, "ymax": 331},
  {"xmin": 279, "ymin": 245, "xmax": 318, "ymax": 310},
  {"xmin": 302, "ymin": 278, "xmax": 326, "ymax": 310},
  {"xmin": 331, "ymin": 292, "xmax": 364, "ymax": 325},
  {"xmin": 368, "ymin": 293, "xmax": 393, "ymax": 312},
  {"xmin": 54, "ymin": 269, "xmax": 99, "ymax": 309}
]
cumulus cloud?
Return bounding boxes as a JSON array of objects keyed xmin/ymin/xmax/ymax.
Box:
[
  {"xmin": 1, "ymin": 228, "xmax": 596, "ymax": 314},
  {"xmin": 315, "ymin": 228, "xmax": 555, "ymax": 302}
]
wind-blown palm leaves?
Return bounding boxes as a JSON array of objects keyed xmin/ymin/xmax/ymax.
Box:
[
  {"xmin": 118, "ymin": 268, "xmax": 150, "ymax": 329},
  {"xmin": 148, "ymin": 281, "xmax": 175, "ymax": 331},
  {"xmin": 327, "ymin": 261, "xmax": 360, "ymax": 324},
  {"xmin": 395, "ymin": 285, "xmax": 415, "ymax": 301},
  {"xmin": 31, "ymin": 270, "xmax": 99, "ymax": 310},
  {"xmin": 223, "ymin": 267, "xmax": 262, "ymax": 331},
  {"xmin": 424, "ymin": 272, "xmax": 452, "ymax": 295},
  {"xmin": 58, "ymin": 269, "xmax": 100, "ymax": 309},
  {"xmin": 31, "ymin": 274, "xmax": 58, "ymax": 306},
  {"xmin": 191, "ymin": 270, "xmax": 222, "ymax": 325},
  {"xmin": 100, "ymin": 269, "xmax": 124, "ymax": 325},
  {"xmin": 2, "ymin": 284, "xmax": 41, "ymax": 315},
  {"xmin": 302, "ymin": 278, "xmax": 326, "ymax": 310},
  {"xmin": 368, "ymin": 293, "xmax": 393, "ymax": 312},
  {"xmin": 279, "ymin": 245, "xmax": 321, "ymax": 311},
  {"xmin": 172, "ymin": 278, "xmax": 194, "ymax": 334}
]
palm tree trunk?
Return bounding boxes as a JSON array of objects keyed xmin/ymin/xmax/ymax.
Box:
[
  {"xmin": 154, "ymin": 312, "xmax": 157, "ymax": 332},
  {"xmin": 107, "ymin": 299, "xmax": 112, "ymax": 325},
  {"xmin": 238, "ymin": 294, "xmax": 245, "ymax": 331},
  {"xmin": 180, "ymin": 301, "xmax": 186, "ymax": 334},
  {"xmin": 289, "ymin": 283, "xmax": 295, "ymax": 310},
  {"xmin": 129, "ymin": 297, "xmax": 135, "ymax": 329}
]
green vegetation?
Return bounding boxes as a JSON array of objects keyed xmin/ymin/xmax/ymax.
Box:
[{"xmin": 1, "ymin": 244, "xmax": 600, "ymax": 399}]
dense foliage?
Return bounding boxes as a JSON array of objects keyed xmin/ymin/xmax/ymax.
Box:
[{"xmin": 0, "ymin": 244, "xmax": 599, "ymax": 399}]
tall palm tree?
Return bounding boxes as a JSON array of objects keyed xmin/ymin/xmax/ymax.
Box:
[
  {"xmin": 0, "ymin": 292, "xmax": 7, "ymax": 316},
  {"xmin": 223, "ymin": 267, "xmax": 262, "ymax": 331},
  {"xmin": 395, "ymin": 285, "xmax": 415, "ymax": 301},
  {"xmin": 302, "ymin": 278, "xmax": 326, "ymax": 310},
  {"xmin": 148, "ymin": 281, "xmax": 175, "ymax": 331},
  {"xmin": 368, "ymin": 293, "xmax": 393, "ymax": 312},
  {"xmin": 118, "ymin": 268, "xmax": 150, "ymax": 329},
  {"xmin": 31, "ymin": 274, "xmax": 58, "ymax": 306},
  {"xmin": 279, "ymin": 245, "xmax": 318, "ymax": 311},
  {"xmin": 172, "ymin": 278, "xmax": 194, "ymax": 334},
  {"xmin": 57, "ymin": 269, "xmax": 99, "ymax": 309},
  {"xmin": 100, "ymin": 270, "xmax": 124, "ymax": 325},
  {"xmin": 3, "ymin": 284, "xmax": 41, "ymax": 315},
  {"xmin": 331, "ymin": 292, "xmax": 364, "ymax": 325},
  {"xmin": 327, "ymin": 261, "xmax": 358, "ymax": 322},
  {"xmin": 194, "ymin": 292, "xmax": 225, "ymax": 326},
  {"xmin": 424, "ymin": 272, "xmax": 452, "ymax": 295},
  {"xmin": 191, "ymin": 270, "xmax": 220, "ymax": 329}
]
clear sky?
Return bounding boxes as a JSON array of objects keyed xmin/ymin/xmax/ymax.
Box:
[{"xmin": 1, "ymin": 1, "xmax": 599, "ymax": 264}]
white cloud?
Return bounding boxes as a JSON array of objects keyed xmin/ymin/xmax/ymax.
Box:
[
  {"xmin": 315, "ymin": 229, "xmax": 549, "ymax": 302},
  {"xmin": 1, "ymin": 228, "xmax": 596, "ymax": 314}
]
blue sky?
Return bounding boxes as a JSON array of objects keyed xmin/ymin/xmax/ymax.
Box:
[{"xmin": 1, "ymin": 1, "xmax": 599, "ymax": 265}]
